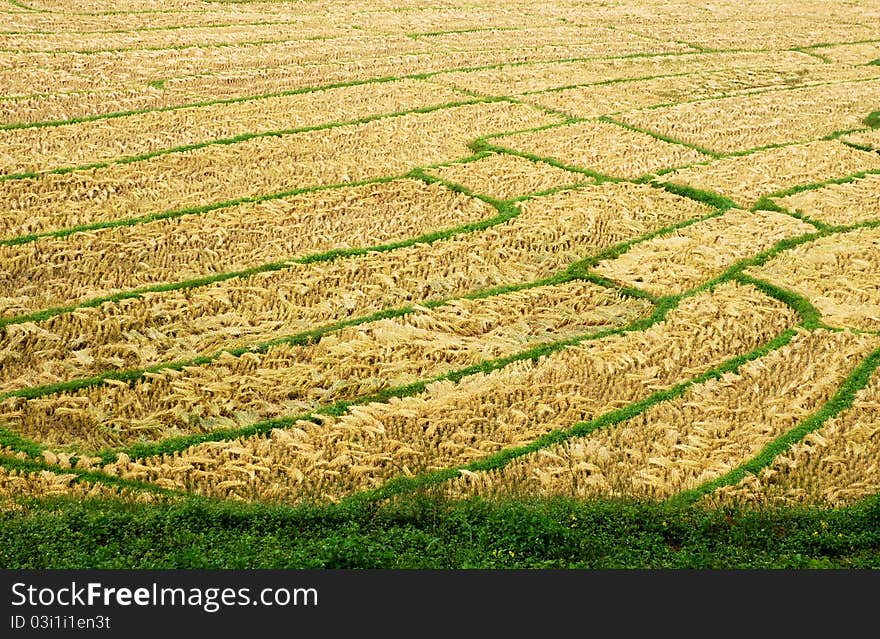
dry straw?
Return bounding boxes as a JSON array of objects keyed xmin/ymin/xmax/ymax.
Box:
[
  {"xmin": 1, "ymin": 33, "xmax": 436, "ymax": 93},
  {"xmin": 8, "ymin": 0, "xmax": 880, "ymax": 510},
  {"xmin": 27, "ymin": 0, "xmax": 205, "ymax": 10},
  {"xmin": 841, "ymin": 128, "xmax": 880, "ymax": 152},
  {"xmin": 418, "ymin": 25, "xmax": 687, "ymax": 57},
  {"xmin": 525, "ymin": 65, "xmax": 879, "ymax": 119},
  {"xmin": 0, "ymin": 79, "xmax": 468, "ymax": 176},
  {"xmin": 0, "ymin": 23, "xmax": 355, "ymax": 54},
  {"xmin": 425, "ymin": 153, "xmax": 588, "ymax": 200},
  {"xmin": 0, "ymin": 66, "xmax": 117, "ymax": 98},
  {"xmin": 0, "ymin": 9, "xmax": 335, "ymax": 32},
  {"xmin": 620, "ymin": 80, "xmax": 880, "ymax": 153},
  {"xmin": 349, "ymin": 7, "xmax": 535, "ymax": 32},
  {"xmin": 705, "ymin": 366, "xmax": 880, "ymax": 508},
  {"xmin": 746, "ymin": 226, "xmax": 880, "ymax": 330},
  {"xmin": 0, "ymin": 101, "xmax": 559, "ymax": 238},
  {"xmin": 593, "ymin": 208, "xmax": 814, "ymax": 296},
  {"xmin": 101, "ymin": 283, "xmax": 797, "ymax": 503},
  {"xmin": 451, "ymin": 329, "xmax": 877, "ymax": 501},
  {"xmin": 6, "ymin": 27, "xmax": 682, "ymax": 97},
  {"xmin": 773, "ymin": 174, "xmax": 880, "ymax": 227},
  {"xmin": 0, "ymin": 182, "xmax": 707, "ymax": 393},
  {"xmin": 606, "ymin": 19, "xmax": 880, "ymax": 52},
  {"xmin": 494, "ymin": 120, "xmax": 709, "ymax": 178},
  {"xmin": 1, "ymin": 281, "xmax": 652, "ymax": 450},
  {"xmin": 0, "ymin": 179, "xmax": 496, "ymax": 314},
  {"xmin": 0, "ymin": 87, "xmax": 177, "ymax": 127},
  {"xmin": 0, "ymin": 466, "xmax": 157, "ymax": 506},
  {"xmin": 432, "ymin": 51, "xmax": 816, "ymax": 96},
  {"xmin": 802, "ymin": 42, "xmax": 880, "ymax": 65}
]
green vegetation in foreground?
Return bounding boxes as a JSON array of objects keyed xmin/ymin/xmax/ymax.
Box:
[{"xmin": 0, "ymin": 493, "xmax": 877, "ymax": 568}]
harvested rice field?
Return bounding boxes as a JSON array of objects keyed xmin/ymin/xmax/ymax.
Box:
[{"xmin": 3, "ymin": 0, "xmax": 880, "ymax": 570}]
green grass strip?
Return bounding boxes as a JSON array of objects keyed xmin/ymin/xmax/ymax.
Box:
[
  {"xmin": 668, "ymin": 348, "xmax": 880, "ymax": 507},
  {"xmin": 341, "ymin": 326, "xmax": 799, "ymax": 508},
  {"xmin": 751, "ymin": 197, "xmax": 832, "ymax": 231},
  {"xmin": 5, "ymin": 0, "xmax": 38, "ymax": 10},
  {"xmin": 803, "ymin": 38, "xmax": 880, "ymax": 50},
  {"xmin": 0, "ymin": 428, "xmax": 44, "ymax": 459},
  {"xmin": 0, "ymin": 96, "xmax": 495, "ymax": 181},
  {"xmin": 732, "ymin": 273, "xmax": 823, "ymax": 328},
  {"xmin": 755, "ymin": 168, "xmax": 880, "ymax": 201},
  {"xmin": 517, "ymin": 70, "xmax": 700, "ymax": 96},
  {"xmin": 649, "ymin": 180, "xmax": 741, "ymax": 210},
  {"xmin": 407, "ymin": 26, "xmax": 520, "ymax": 39},
  {"xmin": 657, "ymin": 164, "xmax": 880, "ymax": 219},
  {"xmin": 2, "ymin": 486, "xmax": 878, "ymax": 568},
  {"xmin": 471, "ymin": 141, "xmax": 618, "ymax": 183},
  {"xmin": 569, "ymin": 209, "xmax": 727, "ymax": 272},
  {"xmin": 469, "ymin": 114, "xmax": 750, "ymax": 188},
  {"xmin": 793, "ymin": 47, "xmax": 833, "ymax": 63},
  {"xmin": 840, "ymin": 139, "xmax": 880, "ymax": 154}
]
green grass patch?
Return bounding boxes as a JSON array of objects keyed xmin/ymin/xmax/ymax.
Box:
[{"xmin": 1, "ymin": 492, "xmax": 877, "ymax": 568}]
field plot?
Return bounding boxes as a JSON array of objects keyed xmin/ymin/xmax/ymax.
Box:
[
  {"xmin": 0, "ymin": 182, "xmax": 707, "ymax": 392},
  {"xmin": 659, "ymin": 141, "xmax": 880, "ymax": 206},
  {"xmin": 746, "ymin": 227, "xmax": 880, "ymax": 331},
  {"xmin": 770, "ymin": 174, "xmax": 880, "ymax": 226},
  {"xmin": 706, "ymin": 366, "xmax": 880, "ymax": 508},
  {"xmin": 451, "ymin": 329, "xmax": 878, "ymax": 500},
  {"xmin": 0, "ymin": 79, "xmax": 472, "ymax": 176},
  {"xmin": 618, "ymin": 80, "xmax": 880, "ymax": 154},
  {"xmin": 488, "ymin": 120, "xmax": 710, "ymax": 179},
  {"xmin": 842, "ymin": 128, "xmax": 880, "ymax": 151},
  {"xmin": 0, "ymin": 101, "xmax": 558, "ymax": 239},
  {"xmin": 3, "ymin": 0, "xmax": 880, "ymax": 559}
]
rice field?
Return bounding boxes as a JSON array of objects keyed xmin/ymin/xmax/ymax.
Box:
[{"xmin": 2, "ymin": 0, "xmax": 880, "ymax": 568}]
